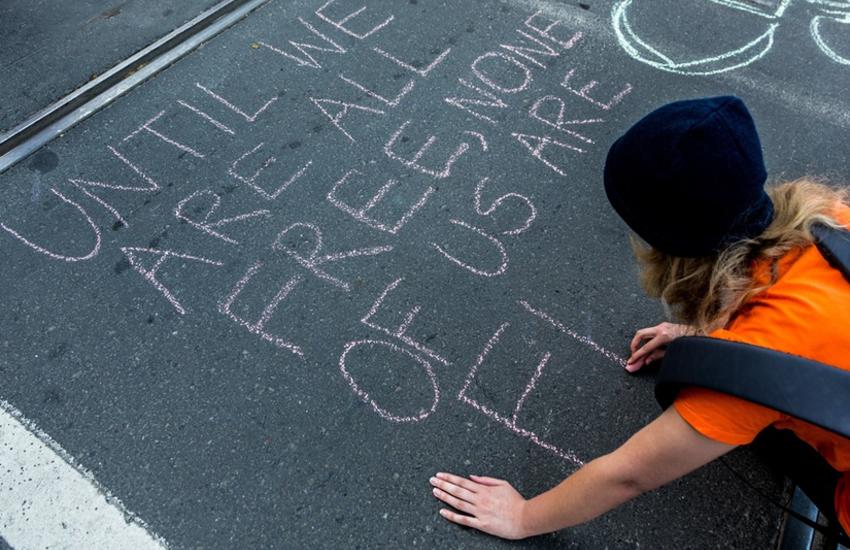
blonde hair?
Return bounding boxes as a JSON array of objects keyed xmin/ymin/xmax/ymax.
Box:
[{"xmin": 632, "ymin": 179, "xmax": 849, "ymax": 333}]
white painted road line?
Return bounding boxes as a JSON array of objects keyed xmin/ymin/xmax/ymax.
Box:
[{"xmin": 0, "ymin": 400, "xmax": 168, "ymax": 550}]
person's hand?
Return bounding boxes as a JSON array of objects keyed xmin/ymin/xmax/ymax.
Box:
[
  {"xmin": 627, "ymin": 322, "xmax": 692, "ymax": 372},
  {"xmin": 430, "ymin": 472, "xmax": 529, "ymax": 540}
]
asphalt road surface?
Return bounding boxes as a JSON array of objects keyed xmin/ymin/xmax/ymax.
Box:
[{"xmin": 2, "ymin": 0, "xmax": 849, "ymax": 548}]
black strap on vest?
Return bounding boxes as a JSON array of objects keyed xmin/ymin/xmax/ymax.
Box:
[
  {"xmin": 656, "ymin": 337, "xmax": 850, "ymax": 439},
  {"xmin": 812, "ymin": 222, "xmax": 850, "ymax": 282}
]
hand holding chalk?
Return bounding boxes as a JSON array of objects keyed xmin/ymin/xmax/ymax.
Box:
[
  {"xmin": 430, "ymin": 472, "xmax": 529, "ymax": 540},
  {"xmin": 626, "ymin": 322, "xmax": 693, "ymax": 372}
]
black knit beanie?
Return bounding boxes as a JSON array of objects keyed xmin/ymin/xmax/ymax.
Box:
[{"xmin": 604, "ymin": 96, "xmax": 774, "ymax": 257}]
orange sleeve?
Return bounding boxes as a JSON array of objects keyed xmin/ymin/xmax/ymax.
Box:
[{"xmin": 672, "ymin": 329, "xmax": 783, "ymax": 446}]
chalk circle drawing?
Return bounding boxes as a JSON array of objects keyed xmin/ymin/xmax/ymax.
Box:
[
  {"xmin": 339, "ymin": 340, "xmax": 440, "ymax": 423},
  {"xmin": 612, "ymin": 0, "xmax": 850, "ymax": 75},
  {"xmin": 811, "ymin": 8, "xmax": 850, "ymax": 64}
]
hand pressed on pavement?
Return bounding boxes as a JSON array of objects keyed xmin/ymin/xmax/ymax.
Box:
[
  {"xmin": 430, "ymin": 472, "xmax": 529, "ymax": 540},
  {"xmin": 627, "ymin": 322, "xmax": 693, "ymax": 372}
]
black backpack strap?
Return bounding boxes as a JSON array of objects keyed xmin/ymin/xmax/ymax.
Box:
[
  {"xmin": 656, "ymin": 337, "xmax": 850, "ymax": 439},
  {"xmin": 812, "ymin": 222, "xmax": 850, "ymax": 283}
]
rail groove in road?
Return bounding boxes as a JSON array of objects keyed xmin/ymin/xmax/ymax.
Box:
[{"xmin": 0, "ymin": 0, "xmax": 270, "ymax": 174}]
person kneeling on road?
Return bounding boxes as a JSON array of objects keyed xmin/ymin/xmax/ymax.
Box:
[{"xmin": 429, "ymin": 96, "xmax": 850, "ymax": 541}]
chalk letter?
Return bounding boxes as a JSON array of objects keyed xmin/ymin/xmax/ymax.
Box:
[
  {"xmin": 218, "ymin": 261, "xmax": 305, "ymax": 357},
  {"xmin": 432, "ymin": 219, "xmax": 508, "ymax": 277},
  {"xmin": 228, "ymin": 142, "xmax": 312, "ymax": 200},
  {"xmin": 561, "ymin": 69, "xmax": 633, "ymax": 111},
  {"xmin": 309, "ymin": 97, "xmax": 384, "ymax": 142},
  {"xmin": 121, "ymin": 247, "xmax": 224, "ymax": 315},
  {"xmin": 471, "ymin": 52, "xmax": 532, "ymax": 94},
  {"xmin": 474, "ymin": 177, "xmax": 537, "ymax": 236},
  {"xmin": 444, "ymin": 78, "xmax": 508, "ymax": 125},
  {"xmin": 272, "ymin": 222, "xmax": 393, "ymax": 291},
  {"xmin": 523, "ymin": 10, "xmax": 583, "ymax": 49},
  {"xmin": 339, "ymin": 73, "xmax": 415, "ymax": 108},
  {"xmin": 361, "ymin": 278, "xmax": 450, "ymax": 366},
  {"xmin": 258, "ymin": 17, "xmax": 346, "ymax": 69},
  {"xmin": 327, "ymin": 169, "xmax": 435, "ymax": 235},
  {"xmin": 122, "ymin": 110, "xmax": 205, "ymax": 158},
  {"xmin": 339, "ymin": 340, "xmax": 439, "ymax": 423},
  {"xmin": 1, "ymin": 189, "xmax": 101, "ymax": 262},
  {"xmin": 175, "ymin": 190, "xmax": 270, "ymax": 245},
  {"xmin": 373, "ymin": 46, "xmax": 452, "ymax": 78},
  {"xmin": 384, "ymin": 120, "xmax": 476, "ymax": 179},
  {"xmin": 195, "ymin": 82, "xmax": 278, "ymax": 123},
  {"xmin": 315, "ymin": 0, "xmax": 394, "ymax": 40},
  {"xmin": 529, "ymin": 95, "xmax": 602, "ymax": 144},
  {"xmin": 512, "ymin": 132, "xmax": 583, "ymax": 177},
  {"xmin": 500, "ymin": 29, "xmax": 561, "ymax": 69},
  {"xmin": 176, "ymin": 100, "xmax": 235, "ymax": 135},
  {"xmin": 457, "ymin": 322, "xmax": 582, "ymax": 464},
  {"xmin": 68, "ymin": 145, "xmax": 160, "ymax": 228}
]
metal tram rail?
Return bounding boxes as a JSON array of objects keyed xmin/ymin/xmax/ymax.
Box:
[{"xmin": 0, "ymin": 0, "xmax": 270, "ymax": 174}]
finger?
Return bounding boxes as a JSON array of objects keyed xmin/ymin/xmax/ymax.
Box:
[
  {"xmin": 628, "ymin": 334, "xmax": 665, "ymax": 364},
  {"xmin": 645, "ymin": 349, "xmax": 666, "ymax": 364},
  {"xmin": 435, "ymin": 472, "xmax": 478, "ymax": 493},
  {"xmin": 433, "ymin": 487, "xmax": 474, "ymax": 514},
  {"xmin": 430, "ymin": 477, "xmax": 477, "ymax": 504},
  {"xmin": 439, "ymin": 508, "xmax": 481, "ymax": 529},
  {"xmin": 626, "ymin": 348, "xmax": 668, "ymax": 372},
  {"xmin": 629, "ymin": 327, "xmax": 655, "ymax": 354},
  {"xmin": 469, "ymin": 475, "xmax": 504, "ymax": 486}
]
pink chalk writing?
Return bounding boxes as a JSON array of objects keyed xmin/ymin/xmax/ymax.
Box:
[
  {"xmin": 339, "ymin": 340, "xmax": 439, "ymax": 423},
  {"xmin": 0, "ymin": 189, "xmax": 102, "ymax": 262},
  {"xmin": 122, "ymin": 110, "xmax": 205, "ymax": 158},
  {"xmin": 315, "ymin": 1, "xmax": 394, "ymax": 40},
  {"xmin": 431, "ymin": 219, "xmax": 509, "ymax": 278},
  {"xmin": 71, "ymin": 183, "xmax": 130, "ymax": 228},
  {"xmin": 518, "ymin": 300, "xmax": 627, "ymax": 367},
  {"xmin": 121, "ymin": 247, "xmax": 224, "ymax": 315},
  {"xmin": 473, "ymin": 177, "xmax": 537, "ymax": 236},
  {"xmin": 500, "ymin": 29, "xmax": 562, "ymax": 69},
  {"xmin": 228, "ymin": 142, "xmax": 312, "ymax": 200},
  {"xmin": 444, "ymin": 78, "xmax": 508, "ymax": 125},
  {"xmin": 471, "ymin": 52, "xmax": 533, "ymax": 94},
  {"xmin": 457, "ymin": 322, "xmax": 583, "ymax": 465},
  {"xmin": 176, "ymin": 100, "xmax": 236, "ymax": 135},
  {"xmin": 462, "ymin": 130, "xmax": 489, "ymax": 152},
  {"xmin": 309, "ymin": 97, "xmax": 385, "ymax": 142},
  {"xmin": 257, "ymin": 17, "xmax": 346, "ymax": 69},
  {"xmin": 529, "ymin": 95, "xmax": 602, "ymax": 144},
  {"xmin": 175, "ymin": 190, "xmax": 270, "ymax": 245},
  {"xmin": 272, "ymin": 222, "xmax": 393, "ymax": 291},
  {"xmin": 327, "ymin": 168, "xmax": 435, "ymax": 235},
  {"xmin": 68, "ymin": 145, "xmax": 161, "ymax": 227},
  {"xmin": 561, "ymin": 69, "xmax": 633, "ymax": 111},
  {"xmin": 195, "ymin": 82, "xmax": 278, "ymax": 123},
  {"xmin": 361, "ymin": 278, "xmax": 450, "ymax": 366},
  {"xmin": 218, "ymin": 261, "xmax": 305, "ymax": 357},
  {"xmin": 78, "ymin": 145, "xmax": 160, "ymax": 192},
  {"xmin": 338, "ymin": 73, "xmax": 415, "ymax": 108},
  {"xmin": 383, "ymin": 120, "xmax": 471, "ymax": 179},
  {"xmin": 511, "ymin": 351, "xmax": 551, "ymax": 426},
  {"xmin": 512, "ymin": 132, "xmax": 584, "ymax": 177},
  {"xmin": 372, "ymin": 46, "xmax": 452, "ymax": 78},
  {"xmin": 523, "ymin": 10, "xmax": 583, "ymax": 49}
]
